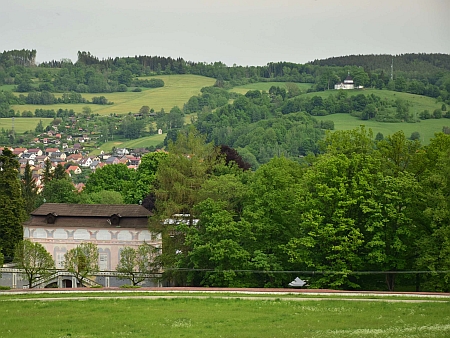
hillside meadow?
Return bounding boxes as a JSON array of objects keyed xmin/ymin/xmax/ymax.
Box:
[
  {"xmin": 0, "ymin": 117, "xmax": 52, "ymax": 133},
  {"xmin": 11, "ymin": 74, "xmax": 215, "ymax": 116},
  {"xmin": 303, "ymin": 88, "xmax": 443, "ymax": 116},
  {"xmin": 0, "ymin": 296, "xmax": 449, "ymax": 337},
  {"xmin": 315, "ymin": 113, "xmax": 449, "ymax": 144},
  {"xmin": 89, "ymin": 133, "xmax": 167, "ymax": 155}
]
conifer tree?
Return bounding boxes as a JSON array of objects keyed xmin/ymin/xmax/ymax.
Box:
[
  {"xmin": 149, "ymin": 127, "xmax": 219, "ymax": 285},
  {"xmin": 21, "ymin": 161, "xmax": 38, "ymax": 213},
  {"xmin": 0, "ymin": 148, "xmax": 27, "ymax": 261}
]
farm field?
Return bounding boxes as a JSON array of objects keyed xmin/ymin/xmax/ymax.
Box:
[
  {"xmin": 314, "ymin": 113, "xmax": 449, "ymax": 144},
  {"xmin": 230, "ymin": 82, "xmax": 314, "ymax": 95},
  {"xmin": 0, "ymin": 117, "xmax": 52, "ymax": 133},
  {"xmin": 10, "ymin": 74, "xmax": 215, "ymax": 116},
  {"xmin": 0, "ymin": 294, "xmax": 449, "ymax": 337}
]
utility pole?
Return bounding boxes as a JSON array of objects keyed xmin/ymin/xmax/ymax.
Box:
[{"xmin": 390, "ymin": 58, "xmax": 394, "ymax": 81}]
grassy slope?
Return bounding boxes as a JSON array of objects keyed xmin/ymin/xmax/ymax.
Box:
[
  {"xmin": 304, "ymin": 89, "xmax": 442, "ymax": 116},
  {"xmin": 0, "ymin": 297, "xmax": 449, "ymax": 337},
  {"xmin": 315, "ymin": 113, "xmax": 448, "ymax": 144},
  {"xmin": 0, "ymin": 117, "xmax": 53, "ymax": 133},
  {"xmin": 89, "ymin": 133, "xmax": 167, "ymax": 155},
  {"xmin": 11, "ymin": 74, "xmax": 215, "ymax": 116},
  {"xmin": 309, "ymin": 89, "xmax": 447, "ymax": 144}
]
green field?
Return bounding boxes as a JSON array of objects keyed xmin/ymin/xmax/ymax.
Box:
[
  {"xmin": 315, "ymin": 113, "xmax": 449, "ymax": 144},
  {"xmin": 230, "ymin": 82, "xmax": 314, "ymax": 95},
  {"xmin": 0, "ymin": 84, "xmax": 16, "ymax": 91},
  {"xmin": 0, "ymin": 295, "xmax": 449, "ymax": 337},
  {"xmin": 88, "ymin": 133, "xmax": 167, "ymax": 155},
  {"xmin": 11, "ymin": 74, "xmax": 215, "ymax": 116},
  {"xmin": 0, "ymin": 117, "xmax": 52, "ymax": 133}
]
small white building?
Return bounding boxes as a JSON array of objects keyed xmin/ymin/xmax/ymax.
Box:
[{"xmin": 335, "ymin": 74, "xmax": 355, "ymax": 90}]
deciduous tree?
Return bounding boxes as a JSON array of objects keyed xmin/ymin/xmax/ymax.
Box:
[
  {"xmin": 116, "ymin": 244, "xmax": 160, "ymax": 286},
  {"xmin": 64, "ymin": 243, "xmax": 99, "ymax": 287},
  {"xmin": 14, "ymin": 240, "xmax": 55, "ymax": 288}
]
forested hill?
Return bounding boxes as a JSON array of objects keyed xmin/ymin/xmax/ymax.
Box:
[{"xmin": 309, "ymin": 53, "xmax": 450, "ymax": 72}]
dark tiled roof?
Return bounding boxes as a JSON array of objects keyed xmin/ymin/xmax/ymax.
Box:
[{"xmin": 31, "ymin": 203, "xmax": 152, "ymax": 217}]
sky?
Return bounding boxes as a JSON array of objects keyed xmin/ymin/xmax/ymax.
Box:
[{"xmin": 1, "ymin": 0, "xmax": 449, "ymax": 66}]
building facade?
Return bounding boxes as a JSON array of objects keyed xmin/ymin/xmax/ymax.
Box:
[{"xmin": 1, "ymin": 203, "xmax": 161, "ymax": 288}]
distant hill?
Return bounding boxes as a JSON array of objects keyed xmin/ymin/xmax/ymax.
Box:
[{"xmin": 308, "ymin": 53, "xmax": 450, "ymax": 73}]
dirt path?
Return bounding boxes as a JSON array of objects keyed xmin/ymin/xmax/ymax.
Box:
[
  {"xmin": 3, "ymin": 295, "xmax": 449, "ymax": 303},
  {"xmin": 2, "ymin": 287, "xmax": 450, "ymax": 303}
]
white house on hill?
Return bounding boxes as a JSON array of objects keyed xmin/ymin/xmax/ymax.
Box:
[{"xmin": 335, "ymin": 74, "xmax": 355, "ymax": 90}]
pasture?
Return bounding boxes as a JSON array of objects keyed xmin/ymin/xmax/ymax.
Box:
[
  {"xmin": 0, "ymin": 293, "xmax": 449, "ymax": 337},
  {"xmin": 315, "ymin": 113, "xmax": 449, "ymax": 144},
  {"xmin": 0, "ymin": 117, "xmax": 52, "ymax": 133},
  {"xmin": 11, "ymin": 74, "xmax": 215, "ymax": 116}
]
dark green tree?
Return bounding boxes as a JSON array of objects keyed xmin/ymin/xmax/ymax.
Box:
[
  {"xmin": 84, "ymin": 163, "xmax": 135, "ymax": 198},
  {"xmin": 0, "ymin": 148, "xmax": 27, "ymax": 260},
  {"xmin": 41, "ymin": 178, "xmax": 79, "ymax": 203},
  {"xmin": 21, "ymin": 161, "xmax": 38, "ymax": 213}
]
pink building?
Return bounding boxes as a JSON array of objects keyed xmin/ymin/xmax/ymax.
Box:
[{"xmin": 23, "ymin": 203, "xmax": 161, "ymax": 287}]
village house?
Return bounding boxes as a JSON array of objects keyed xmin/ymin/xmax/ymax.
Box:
[
  {"xmin": 105, "ymin": 156, "xmax": 119, "ymax": 165},
  {"xmin": 28, "ymin": 148, "xmax": 43, "ymax": 157},
  {"xmin": 34, "ymin": 155, "xmax": 49, "ymax": 164},
  {"xmin": 66, "ymin": 153, "xmax": 82, "ymax": 162},
  {"xmin": 12, "ymin": 147, "xmax": 27, "ymax": 157},
  {"xmin": 66, "ymin": 165, "xmax": 82, "ymax": 175},
  {"xmin": 79, "ymin": 157, "xmax": 93, "ymax": 167},
  {"xmin": 45, "ymin": 147, "xmax": 59, "ymax": 156}
]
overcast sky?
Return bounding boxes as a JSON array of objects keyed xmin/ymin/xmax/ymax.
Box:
[{"xmin": 1, "ymin": 0, "xmax": 449, "ymax": 66}]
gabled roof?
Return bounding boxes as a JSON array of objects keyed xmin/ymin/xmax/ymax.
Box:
[{"xmin": 31, "ymin": 203, "xmax": 152, "ymax": 217}]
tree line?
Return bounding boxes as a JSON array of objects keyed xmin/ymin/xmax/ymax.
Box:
[
  {"xmin": 2, "ymin": 128, "xmax": 450, "ymax": 291},
  {"xmin": 146, "ymin": 127, "xmax": 450, "ymax": 292}
]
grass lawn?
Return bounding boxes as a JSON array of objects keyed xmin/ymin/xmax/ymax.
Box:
[
  {"xmin": 88, "ymin": 133, "xmax": 167, "ymax": 155},
  {"xmin": 230, "ymin": 82, "xmax": 314, "ymax": 95},
  {"xmin": 11, "ymin": 74, "xmax": 215, "ymax": 116},
  {"xmin": 0, "ymin": 117, "xmax": 53, "ymax": 133},
  {"xmin": 0, "ymin": 296, "xmax": 449, "ymax": 337},
  {"xmin": 315, "ymin": 113, "xmax": 449, "ymax": 144}
]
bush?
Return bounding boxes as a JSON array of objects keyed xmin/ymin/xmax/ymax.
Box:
[
  {"xmin": 0, "ymin": 286, "xmax": 11, "ymax": 290},
  {"xmin": 132, "ymin": 88, "xmax": 142, "ymax": 92},
  {"xmin": 117, "ymin": 84, "xmax": 128, "ymax": 92}
]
